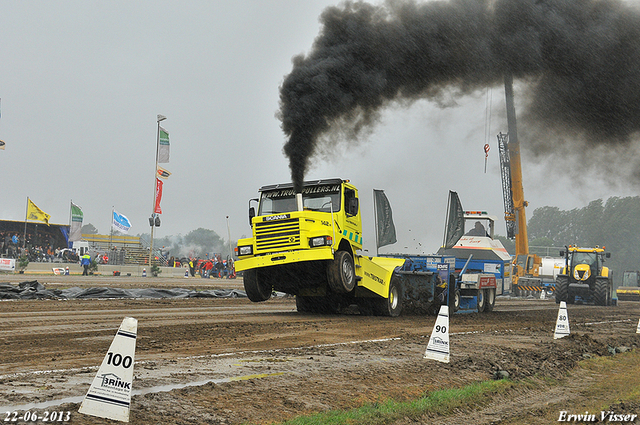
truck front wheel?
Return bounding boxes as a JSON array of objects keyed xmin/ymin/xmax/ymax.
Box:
[
  {"xmin": 327, "ymin": 251, "xmax": 356, "ymax": 294},
  {"xmin": 243, "ymin": 269, "xmax": 272, "ymax": 302}
]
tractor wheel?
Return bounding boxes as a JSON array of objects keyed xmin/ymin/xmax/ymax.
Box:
[
  {"xmin": 594, "ymin": 277, "xmax": 610, "ymax": 306},
  {"xmin": 327, "ymin": 251, "xmax": 356, "ymax": 294},
  {"xmin": 243, "ymin": 269, "xmax": 272, "ymax": 302},
  {"xmin": 477, "ymin": 289, "xmax": 486, "ymax": 313},
  {"xmin": 555, "ymin": 276, "xmax": 569, "ymax": 304},
  {"xmin": 485, "ymin": 288, "xmax": 496, "ymax": 312},
  {"xmin": 375, "ymin": 276, "xmax": 403, "ymax": 317}
]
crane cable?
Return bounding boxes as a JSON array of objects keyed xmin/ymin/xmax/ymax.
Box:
[{"xmin": 484, "ymin": 87, "xmax": 493, "ymax": 173}]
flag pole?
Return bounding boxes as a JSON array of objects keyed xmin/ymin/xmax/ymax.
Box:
[
  {"xmin": 109, "ymin": 207, "xmax": 114, "ymax": 252},
  {"xmin": 23, "ymin": 197, "xmax": 28, "ymax": 250},
  {"xmin": 149, "ymin": 115, "xmax": 166, "ymax": 267},
  {"xmin": 373, "ymin": 190, "xmax": 379, "ymax": 257}
]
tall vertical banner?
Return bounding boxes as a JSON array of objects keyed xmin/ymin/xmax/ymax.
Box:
[
  {"xmin": 112, "ymin": 211, "xmax": 131, "ymax": 234},
  {"xmin": 443, "ymin": 191, "xmax": 465, "ymax": 249},
  {"xmin": 26, "ymin": 198, "xmax": 51, "ymax": 225},
  {"xmin": 154, "ymin": 178, "xmax": 163, "ymax": 214},
  {"xmin": 157, "ymin": 126, "xmax": 170, "ymax": 163},
  {"xmin": 69, "ymin": 202, "xmax": 83, "ymax": 242},
  {"xmin": 373, "ymin": 189, "xmax": 397, "ymax": 248}
]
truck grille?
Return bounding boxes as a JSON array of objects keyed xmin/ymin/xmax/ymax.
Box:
[{"xmin": 255, "ymin": 218, "xmax": 300, "ymax": 252}]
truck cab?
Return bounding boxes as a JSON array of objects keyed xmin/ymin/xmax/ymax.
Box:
[{"xmin": 235, "ymin": 178, "xmax": 406, "ymax": 315}]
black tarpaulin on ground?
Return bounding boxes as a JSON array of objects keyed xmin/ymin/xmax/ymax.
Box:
[{"xmin": 0, "ymin": 281, "xmax": 248, "ymax": 300}]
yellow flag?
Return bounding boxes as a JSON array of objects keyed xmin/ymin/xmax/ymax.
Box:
[{"xmin": 27, "ymin": 198, "xmax": 51, "ymax": 225}]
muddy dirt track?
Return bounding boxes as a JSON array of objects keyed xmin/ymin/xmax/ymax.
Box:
[{"xmin": 1, "ymin": 275, "xmax": 639, "ymax": 424}]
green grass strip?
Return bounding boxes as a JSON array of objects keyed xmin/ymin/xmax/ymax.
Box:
[{"xmin": 270, "ymin": 379, "xmax": 516, "ymax": 425}]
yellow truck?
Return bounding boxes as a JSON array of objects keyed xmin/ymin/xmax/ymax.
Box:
[{"xmin": 234, "ymin": 179, "xmax": 407, "ymax": 316}]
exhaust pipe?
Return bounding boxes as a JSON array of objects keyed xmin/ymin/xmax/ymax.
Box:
[{"xmin": 296, "ymin": 193, "xmax": 303, "ymax": 211}]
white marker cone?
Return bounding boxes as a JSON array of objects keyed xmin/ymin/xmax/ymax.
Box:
[
  {"xmin": 636, "ymin": 318, "xmax": 640, "ymax": 334},
  {"xmin": 540, "ymin": 289, "xmax": 546, "ymax": 300},
  {"xmin": 79, "ymin": 317, "xmax": 138, "ymax": 422},
  {"xmin": 554, "ymin": 301, "xmax": 570, "ymax": 339},
  {"xmin": 184, "ymin": 269, "xmax": 189, "ymax": 278},
  {"xmin": 424, "ymin": 305, "xmax": 450, "ymax": 363}
]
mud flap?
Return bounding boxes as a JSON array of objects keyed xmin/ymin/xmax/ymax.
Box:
[{"xmin": 354, "ymin": 256, "xmax": 405, "ymax": 298}]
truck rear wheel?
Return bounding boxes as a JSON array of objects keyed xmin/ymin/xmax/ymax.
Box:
[
  {"xmin": 243, "ymin": 269, "xmax": 272, "ymax": 302},
  {"xmin": 375, "ymin": 276, "xmax": 403, "ymax": 317},
  {"xmin": 485, "ymin": 288, "xmax": 496, "ymax": 312},
  {"xmin": 476, "ymin": 289, "xmax": 486, "ymax": 313},
  {"xmin": 555, "ymin": 276, "xmax": 568, "ymax": 304},
  {"xmin": 594, "ymin": 277, "xmax": 610, "ymax": 306},
  {"xmin": 327, "ymin": 251, "xmax": 356, "ymax": 294}
]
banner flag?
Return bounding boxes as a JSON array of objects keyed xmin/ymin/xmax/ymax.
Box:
[
  {"xmin": 373, "ymin": 189, "xmax": 397, "ymax": 248},
  {"xmin": 158, "ymin": 126, "xmax": 170, "ymax": 163},
  {"xmin": 154, "ymin": 178, "xmax": 163, "ymax": 214},
  {"xmin": 27, "ymin": 198, "xmax": 51, "ymax": 225},
  {"xmin": 69, "ymin": 202, "xmax": 84, "ymax": 242},
  {"xmin": 112, "ymin": 211, "xmax": 131, "ymax": 234},
  {"xmin": 156, "ymin": 166, "xmax": 171, "ymax": 179},
  {"xmin": 443, "ymin": 191, "xmax": 465, "ymax": 249}
]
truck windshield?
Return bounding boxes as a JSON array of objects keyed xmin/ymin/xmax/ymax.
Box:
[{"xmin": 259, "ymin": 185, "xmax": 342, "ymax": 215}]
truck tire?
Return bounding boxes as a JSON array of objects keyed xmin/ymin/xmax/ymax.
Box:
[
  {"xmin": 485, "ymin": 288, "xmax": 496, "ymax": 312},
  {"xmin": 243, "ymin": 269, "xmax": 272, "ymax": 302},
  {"xmin": 594, "ymin": 277, "xmax": 610, "ymax": 306},
  {"xmin": 555, "ymin": 276, "xmax": 568, "ymax": 304},
  {"xmin": 476, "ymin": 289, "xmax": 486, "ymax": 313},
  {"xmin": 375, "ymin": 276, "xmax": 403, "ymax": 317},
  {"xmin": 327, "ymin": 250, "xmax": 356, "ymax": 294}
]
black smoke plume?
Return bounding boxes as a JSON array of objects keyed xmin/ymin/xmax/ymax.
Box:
[{"xmin": 279, "ymin": 0, "xmax": 640, "ymax": 191}]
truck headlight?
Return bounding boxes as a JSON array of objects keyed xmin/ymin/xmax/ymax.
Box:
[
  {"xmin": 309, "ymin": 236, "xmax": 332, "ymax": 247},
  {"xmin": 238, "ymin": 245, "xmax": 253, "ymax": 256}
]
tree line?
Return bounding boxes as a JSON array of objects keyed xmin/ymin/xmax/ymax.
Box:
[{"xmin": 512, "ymin": 196, "xmax": 640, "ymax": 283}]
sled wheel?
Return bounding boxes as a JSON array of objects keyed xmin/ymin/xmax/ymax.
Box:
[
  {"xmin": 477, "ymin": 288, "xmax": 486, "ymax": 313},
  {"xmin": 485, "ymin": 288, "xmax": 496, "ymax": 311}
]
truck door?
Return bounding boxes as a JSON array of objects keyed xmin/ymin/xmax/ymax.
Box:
[{"xmin": 342, "ymin": 187, "xmax": 362, "ymax": 250}]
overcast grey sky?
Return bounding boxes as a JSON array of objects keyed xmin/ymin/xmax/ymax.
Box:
[{"xmin": 1, "ymin": 0, "xmax": 637, "ymax": 255}]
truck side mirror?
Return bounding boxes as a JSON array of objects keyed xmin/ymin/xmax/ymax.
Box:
[
  {"xmin": 606, "ymin": 252, "xmax": 611, "ymax": 258},
  {"xmin": 559, "ymin": 251, "xmax": 564, "ymax": 257},
  {"xmin": 249, "ymin": 207, "xmax": 256, "ymax": 226},
  {"xmin": 348, "ymin": 198, "xmax": 359, "ymax": 216}
]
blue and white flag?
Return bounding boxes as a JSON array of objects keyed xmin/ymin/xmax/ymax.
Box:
[{"xmin": 112, "ymin": 211, "xmax": 131, "ymax": 234}]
